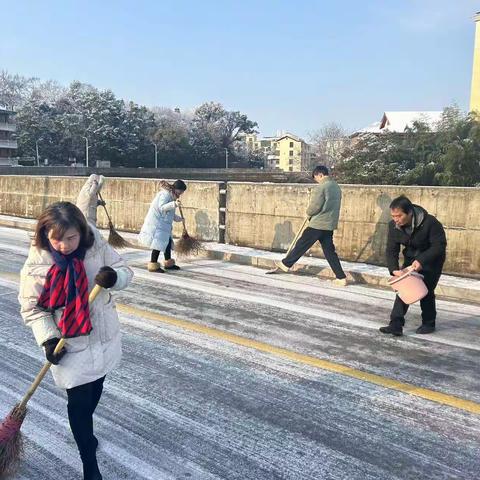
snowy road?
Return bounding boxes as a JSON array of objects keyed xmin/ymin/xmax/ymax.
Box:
[{"xmin": 0, "ymin": 225, "xmax": 479, "ymax": 480}]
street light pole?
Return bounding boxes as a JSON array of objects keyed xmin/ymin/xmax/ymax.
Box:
[
  {"xmin": 152, "ymin": 143, "xmax": 158, "ymax": 168},
  {"xmin": 35, "ymin": 140, "xmax": 40, "ymax": 166},
  {"xmin": 225, "ymin": 148, "xmax": 229, "ymax": 169},
  {"xmin": 82, "ymin": 136, "xmax": 89, "ymax": 167}
]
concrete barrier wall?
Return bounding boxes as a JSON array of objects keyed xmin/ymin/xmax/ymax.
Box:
[
  {"xmin": 0, "ymin": 176, "xmax": 221, "ymax": 242},
  {"xmin": 225, "ymin": 183, "xmax": 480, "ymax": 277},
  {"xmin": 1, "ymin": 176, "xmax": 479, "ymax": 276}
]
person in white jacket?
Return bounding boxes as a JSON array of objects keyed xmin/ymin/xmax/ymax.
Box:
[
  {"xmin": 18, "ymin": 201, "xmax": 133, "ymax": 480},
  {"xmin": 138, "ymin": 179, "xmax": 187, "ymax": 273},
  {"xmin": 75, "ymin": 174, "xmax": 105, "ymax": 226}
]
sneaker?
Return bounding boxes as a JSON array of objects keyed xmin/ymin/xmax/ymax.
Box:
[
  {"xmin": 416, "ymin": 325, "xmax": 435, "ymax": 334},
  {"xmin": 331, "ymin": 278, "xmax": 347, "ymax": 287},
  {"xmin": 274, "ymin": 260, "xmax": 290, "ymax": 273},
  {"xmin": 379, "ymin": 325, "xmax": 403, "ymax": 336}
]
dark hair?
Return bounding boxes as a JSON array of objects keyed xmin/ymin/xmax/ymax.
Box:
[
  {"xmin": 389, "ymin": 195, "xmax": 414, "ymax": 214},
  {"xmin": 312, "ymin": 165, "xmax": 329, "ymax": 178},
  {"xmin": 173, "ymin": 179, "xmax": 187, "ymax": 191},
  {"xmin": 33, "ymin": 201, "xmax": 94, "ymax": 250}
]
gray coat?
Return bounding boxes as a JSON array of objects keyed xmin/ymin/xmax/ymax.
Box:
[{"xmin": 306, "ymin": 177, "xmax": 342, "ymax": 231}]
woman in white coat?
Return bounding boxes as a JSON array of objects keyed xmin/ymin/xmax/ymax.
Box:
[
  {"xmin": 18, "ymin": 201, "xmax": 133, "ymax": 480},
  {"xmin": 139, "ymin": 179, "xmax": 187, "ymax": 273},
  {"xmin": 75, "ymin": 174, "xmax": 105, "ymax": 226}
]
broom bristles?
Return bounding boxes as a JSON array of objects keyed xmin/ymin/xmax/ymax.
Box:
[
  {"xmin": 175, "ymin": 231, "xmax": 203, "ymax": 257},
  {"xmin": 107, "ymin": 222, "xmax": 131, "ymax": 249},
  {"xmin": 0, "ymin": 404, "xmax": 26, "ymax": 477}
]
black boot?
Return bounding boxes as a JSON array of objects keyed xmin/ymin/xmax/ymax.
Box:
[
  {"xmin": 165, "ymin": 264, "xmax": 181, "ymax": 270},
  {"xmin": 82, "ymin": 454, "xmax": 103, "ymax": 480},
  {"xmin": 379, "ymin": 325, "xmax": 403, "ymax": 336},
  {"xmin": 416, "ymin": 325, "xmax": 435, "ymax": 334}
]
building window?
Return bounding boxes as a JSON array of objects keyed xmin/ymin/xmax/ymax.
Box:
[
  {"xmin": 290, "ymin": 142, "xmax": 294, "ymax": 147},
  {"xmin": 289, "ymin": 166, "xmax": 293, "ymax": 171},
  {"xmin": 289, "ymin": 150, "xmax": 294, "ymax": 156}
]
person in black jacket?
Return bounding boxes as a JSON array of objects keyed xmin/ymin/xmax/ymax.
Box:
[{"xmin": 379, "ymin": 195, "xmax": 447, "ymax": 336}]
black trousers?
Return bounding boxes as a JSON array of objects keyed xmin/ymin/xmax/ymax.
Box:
[
  {"xmin": 66, "ymin": 376, "xmax": 105, "ymax": 461},
  {"xmin": 282, "ymin": 227, "xmax": 346, "ymax": 279},
  {"xmin": 151, "ymin": 237, "xmax": 172, "ymax": 263},
  {"xmin": 390, "ymin": 270, "xmax": 442, "ymax": 328}
]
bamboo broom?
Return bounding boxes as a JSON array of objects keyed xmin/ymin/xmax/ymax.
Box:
[
  {"xmin": 175, "ymin": 204, "xmax": 203, "ymax": 257},
  {"xmin": 97, "ymin": 192, "xmax": 130, "ymax": 249}
]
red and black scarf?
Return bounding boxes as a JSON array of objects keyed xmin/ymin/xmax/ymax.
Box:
[{"xmin": 37, "ymin": 245, "xmax": 92, "ymax": 338}]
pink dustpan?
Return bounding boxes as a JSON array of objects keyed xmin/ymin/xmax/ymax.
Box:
[{"xmin": 388, "ymin": 269, "xmax": 428, "ymax": 305}]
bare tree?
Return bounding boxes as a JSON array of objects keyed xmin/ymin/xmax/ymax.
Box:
[
  {"xmin": 309, "ymin": 122, "xmax": 349, "ymax": 171},
  {"xmin": 0, "ymin": 70, "xmax": 38, "ymax": 109},
  {"xmin": 30, "ymin": 79, "xmax": 66, "ymax": 106}
]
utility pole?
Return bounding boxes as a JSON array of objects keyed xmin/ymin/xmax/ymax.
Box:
[
  {"xmin": 35, "ymin": 140, "xmax": 40, "ymax": 166},
  {"xmin": 225, "ymin": 148, "xmax": 229, "ymax": 169},
  {"xmin": 152, "ymin": 143, "xmax": 158, "ymax": 168},
  {"xmin": 82, "ymin": 136, "xmax": 89, "ymax": 167}
]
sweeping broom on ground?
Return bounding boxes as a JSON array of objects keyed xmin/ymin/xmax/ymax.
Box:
[
  {"xmin": 0, "ymin": 284, "xmax": 103, "ymax": 478},
  {"xmin": 97, "ymin": 192, "xmax": 130, "ymax": 249},
  {"xmin": 175, "ymin": 203, "xmax": 203, "ymax": 257}
]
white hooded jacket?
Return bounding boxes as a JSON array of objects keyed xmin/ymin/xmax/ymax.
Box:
[{"xmin": 18, "ymin": 225, "xmax": 133, "ymax": 389}]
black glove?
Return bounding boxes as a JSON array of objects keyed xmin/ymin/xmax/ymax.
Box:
[
  {"xmin": 95, "ymin": 266, "xmax": 117, "ymax": 289},
  {"xmin": 96, "ymin": 199, "xmax": 106, "ymax": 207},
  {"xmin": 43, "ymin": 338, "xmax": 66, "ymax": 365}
]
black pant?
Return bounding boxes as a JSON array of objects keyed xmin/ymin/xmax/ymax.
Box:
[
  {"xmin": 67, "ymin": 376, "xmax": 105, "ymax": 461},
  {"xmin": 390, "ymin": 270, "xmax": 442, "ymax": 328},
  {"xmin": 282, "ymin": 227, "xmax": 346, "ymax": 279},
  {"xmin": 151, "ymin": 237, "xmax": 172, "ymax": 263}
]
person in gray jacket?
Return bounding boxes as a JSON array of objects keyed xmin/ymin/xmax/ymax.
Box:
[{"xmin": 274, "ymin": 165, "xmax": 348, "ymax": 286}]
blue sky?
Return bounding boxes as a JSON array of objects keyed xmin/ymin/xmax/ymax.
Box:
[{"xmin": 1, "ymin": 0, "xmax": 478, "ymax": 137}]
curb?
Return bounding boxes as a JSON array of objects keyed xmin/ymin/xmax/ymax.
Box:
[{"xmin": 1, "ymin": 215, "xmax": 478, "ymax": 305}]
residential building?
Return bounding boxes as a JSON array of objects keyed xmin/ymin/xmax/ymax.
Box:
[
  {"xmin": 0, "ymin": 107, "xmax": 18, "ymax": 165},
  {"xmin": 471, "ymin": 12, "xmax": 480, "ymax": 112},
  {"xmin": 352, "ymin": 111, "xmax": 443, "ymax": 141},
  {"xmin": 378, "ymin": 111, "xmax": 442, "ymax": 132},
  {"xmin": 242, "ymin": 132, "xmax": 314, "ymax": 171},
  {"xmin": 275, "ymin": 133, "xmax": 314, "ymax": 172}
]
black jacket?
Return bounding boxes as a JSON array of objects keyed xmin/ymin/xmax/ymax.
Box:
[{"xmin": 386, "ymin": 205, "xmax": 447, "ymax": 274}]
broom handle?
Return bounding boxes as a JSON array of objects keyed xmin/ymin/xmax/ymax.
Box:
[
  {"xmin": 286, "ymin": 217, "xmax": 309, "ymax": 256},
  {"xmin": 178, "ymin": 203, "xmax": 188, "ymax": 233},
  {"xmin": 97, "ymin": 192, "xmax": 113, "ymax": 226},
  {"xmin": 18, "ymin": 284, "xmax": 103, "ymax": 410}
]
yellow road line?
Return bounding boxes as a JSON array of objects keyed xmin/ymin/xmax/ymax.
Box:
[
  {"xmin": 117, "ymin": 303, "xmax": 480, "ymax": 415},
  {"xmin": 2, "ymin": 270, "xmax": 478, "ymax": 415}
]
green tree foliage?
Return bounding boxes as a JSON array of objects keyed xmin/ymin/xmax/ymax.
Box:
[
  {"xmin": 337, "ymin": 107, "xmax": 480, "ymax": 187},
  {"xmin": 190, "ymin": 102, "xmax": 258, "ymax": 167},
  {"xmin": 6, "ymin": 69, "xmax": 258, "ymax": 168},
  {"xmin": 150, "ymin": 108, "xmax": 195, "ymax": 168}
]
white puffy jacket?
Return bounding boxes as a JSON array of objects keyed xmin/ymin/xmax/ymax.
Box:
[
  {"xmin": 18, "ymin": 225, "xmax": 133, "ymax": 389},
  {"xmin": 75, "ymin": 174, "xmax": 105, "ymax": 225},
  {"xmin": 138, "ymin": 189, "xmax": 182, "ymax": 252}
]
